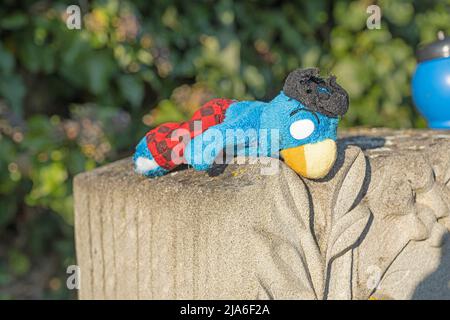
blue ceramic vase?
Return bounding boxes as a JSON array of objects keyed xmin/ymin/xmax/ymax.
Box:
[{"xmin": 412, "ymin": 34, "xmax": 450, "ymax": 129}]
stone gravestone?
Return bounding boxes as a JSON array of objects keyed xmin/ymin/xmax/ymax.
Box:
[{"xmin": 74, "ymin": 129, "xmax": 450, "ymax": 300}]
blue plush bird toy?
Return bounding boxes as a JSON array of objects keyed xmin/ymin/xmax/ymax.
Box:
[{"xmin": 133, "ymin": 68, "xmax": 349, "ymax": 179}]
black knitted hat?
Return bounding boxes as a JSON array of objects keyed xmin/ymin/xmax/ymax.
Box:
[{"xmin": 283, "ymin": 68, "xmax": 349, "ymax": 117}]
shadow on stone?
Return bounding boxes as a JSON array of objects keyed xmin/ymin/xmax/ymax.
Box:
[
  {"xmin": 207, "ymin": 163, "xmax": 229, "ymax": 177},
  {"xmin": 170, "ymin": 164, "xmax": 189, "ymax": 173},
  {"xmin": 338, "ymin": 135, "xmax": 386, "ymax": 150},
  {"xmin": 412, "ymin": 233, "xmax": 450, "ymax": 300}
]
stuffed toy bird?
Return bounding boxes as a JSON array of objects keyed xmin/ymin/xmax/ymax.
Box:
[{"xmin": 133, "ymin": 68, "xmax": 349, "ymax": 179}]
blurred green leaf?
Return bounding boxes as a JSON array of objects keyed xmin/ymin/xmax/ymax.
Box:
[
  {"xmin": 0, "ymin": 43, "xmax": 14, "ymax": 74},
  {"xmin": 152, "ymin": 99, "xmax": 186, "ymax": 126},
  {"xmin": 84, "ymin": 52, "xmax": 116, "ymax": 95},
  {"xmin": 0, "ymin": 74, "xmax": 25, "ymax": 115},
  {"xmin": 0, "ymin": 12, "xmax": 27, "ymax": 30},
  {"xmin": 8, "ymin": 249, "xmax": 30, "ymax": 276},
  {"xmin": 118, "ymin": 75, "xmax": 144, "ymax": 108}
]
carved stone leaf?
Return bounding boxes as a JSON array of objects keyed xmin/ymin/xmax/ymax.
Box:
[
  {"xmin": 323, "ymin": 146, "xmax": 369, "ymax": 263},
  {"xmin": 324, "ymin": 146, "xmax": 370, "ymax": 299},
  {"xmin": 326, "ymin": 249, "xmax": 353, "ymax": 299},
  {"xmin": 333, "ymin": 147, "xmax": 367, "ymax": 219},
  {"xmin": 279, "ymin": 166, "xmax": 325, "ymax": 297},
  {"xmin": 326, "ymin": 205, "xmax": 371, "ymax": 260},
  {"xmin": 254, "ymin": 230, "xmax": 318, "ymax": 299},
  {"xmin": 254, "ymin": 163, "xmax": 323, "ymax": 299}
]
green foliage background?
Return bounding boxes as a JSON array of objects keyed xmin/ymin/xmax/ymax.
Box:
[{"xmin": 0, "ymin": 0, "xmax": 449, "ymax": 299}]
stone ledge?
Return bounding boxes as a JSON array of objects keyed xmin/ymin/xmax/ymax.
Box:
[{"xmin": 74, "ymin": 129, "xmax": 450, "ymax": 299}]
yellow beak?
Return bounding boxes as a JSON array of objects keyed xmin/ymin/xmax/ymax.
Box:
[{"xmin": 280, "ymin": 139, "xmax": 337, "ymax": 179}]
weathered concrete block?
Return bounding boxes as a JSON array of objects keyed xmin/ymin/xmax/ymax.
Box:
[{"xmin": 74, "ymin": 129, "xmax": 450, "ymax": 300}]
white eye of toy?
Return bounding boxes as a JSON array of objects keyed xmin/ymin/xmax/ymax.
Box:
[{"xmin": 289, "ymin": 119, "xmax": 315, "ymax": 140}]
